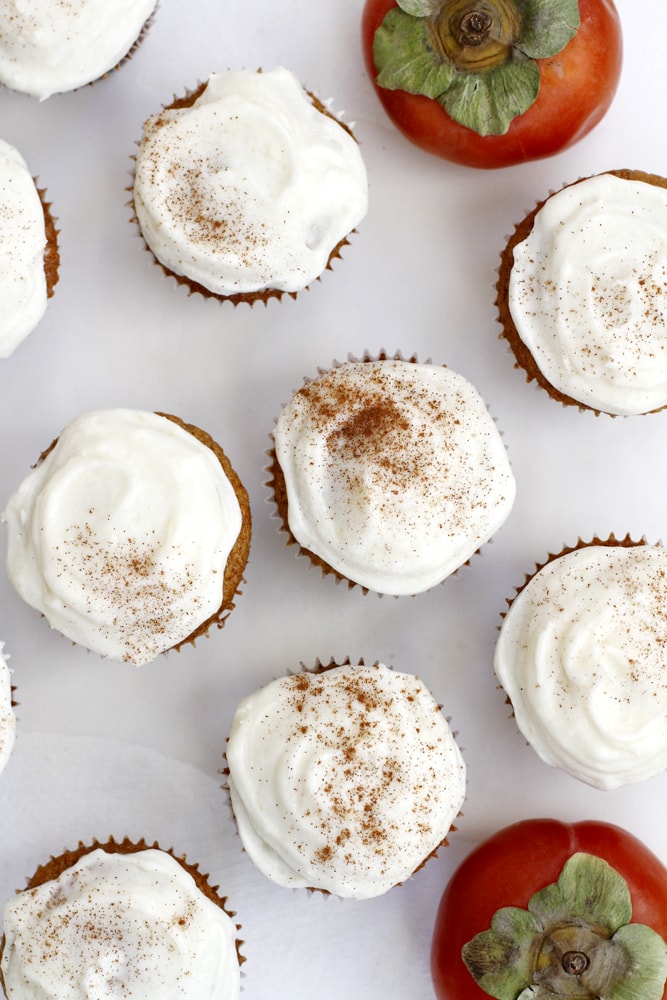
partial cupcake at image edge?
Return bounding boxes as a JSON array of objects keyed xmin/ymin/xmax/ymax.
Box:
[
  {"xmin": 223, "ymin": 658, "xmax": 466, "ymax": 899},
  {"xmin": 0, "ymin": 644, "xmax": 16, "ymax": 779},
  {"xmin": 1, "ymin": 409, "xmax": 251, "ymax": 666},
  {"xmin": 267, "ymin": 351, "xmax": 516, "ymax": 596},
  {"xmin": 0, "ymin": 0, "xmax": 158, "ymax": 100},
  {"xmin": 130, "ymin": 66, "xmax": 369, "ymax": 305},
  {"xmin": 0, "ymin": 140, "xmax": 59, "ymax": 359},
  {"xmin": 496, "ymin": 169, "xmax": 667, "ymax": 417},
  {"xmin": 494, "ymin": 534, "xmax": 667, "ymax": 790},
  {"xmin": 0, "ymin": 837, "xmax": 244, "ymax": 999}
]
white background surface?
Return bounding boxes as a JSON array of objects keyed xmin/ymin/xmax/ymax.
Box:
[{"xmin": 0, "ymin": 1, "xmax": 666, "ymax": 997}]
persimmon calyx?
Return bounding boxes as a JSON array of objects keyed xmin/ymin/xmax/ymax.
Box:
[
  {"xmin": 461, "ymin": 852, "xmax": 667, "ymax": 999},
  {"xmin": 373, "ymin": 0, "xmax": 581, "ymax": 135}
]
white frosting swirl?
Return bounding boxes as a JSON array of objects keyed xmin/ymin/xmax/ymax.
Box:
[
  {"xmin": 494, "ymin": 544, "xmax": 667, "ymax": 790},
  {"xmin": 0, "ymin": 848, "xmax": 240, "ymax": 1000},
  {"xmin": 226, "ymin": 663, "xmax": 466, "ymax": 898},
  {"xmin": 508, "ymin": 173, "xmax": 667, "ymax": 415},
  {"xmin": 0, "ymin": 643, "xmax": 16, "ymax": 777},
  {"xmin": 133, "ymin": 67, "xmax": 368, "ymax": 296},
  {"xmin": 0, "ymin": 0, "xmax": 157, "ymax": 100},
  {"xmin": 0, "ymin": 140, "xmax": 48, "ymax": 358},
  {"xmin": 2, "ymin": 410, "xmax": 243, "ymax": 666},
  {"xmin": 273, "ymin": 360, "xmax": 515, "ymax": 595}
]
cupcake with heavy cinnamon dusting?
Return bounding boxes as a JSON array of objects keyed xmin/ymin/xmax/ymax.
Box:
[
  {"xmin": 0, "ymin": 838, "xmax": 243, "ymax": 999},
  {"xmin": 1, "ymin": 409, "xmax": 251, "ymax": 666},
  {"xmin": 495, "ymin": 535, "xmax": 667, "ymax": 789},
  {"xmin": 226, "ymin": 660, "xmax": 465, "ymax": 898},
  {"xmin": 0, "ymin": 140, "xmax": 59, "ymax": 358},
  {"xmin": 269, "ymin": 354, "xmax": 515, "ymax": 594},
  {"xmin": 497, "ymin": 170, "xmax": 667, "ymax": 415},
  {"xmin": 132, "ymin": 67, "xmax": 368, "ymax": 304}
]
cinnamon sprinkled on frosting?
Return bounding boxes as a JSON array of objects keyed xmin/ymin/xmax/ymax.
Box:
[
  {"xmin": 273, "ymin": 359, "xmax": 516, "ymax": 594},
  {"xmin": 226, "ymin": 663, "xmax": 465, "ymax": 898},
  {"xmin": 495, "ymin": 542, "xmax": 667, "ymax": 789}
]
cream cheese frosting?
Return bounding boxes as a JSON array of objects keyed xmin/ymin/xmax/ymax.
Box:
[
  {"xmin": 133, "ymin": 67, "xmax": 368, "ymax": 296},
  {"xmin": 273, "ymin": 359, "xmax": 516, "ymax": 595},
  {"xmin": 508, "ymin": 173, "xmax": 667, "ymax": 416},
  {"xmin": 0, "ymin": 0, "xmax": 157, "ymax": 100},
  {"xmin": 0, "ymin": 848, "xmax": 241, "ymax": 1000},
  {"xmin": 494, "ymin": 543, "xmax": 667, "ymax": 790},
  {"xmin": 1, "ymin": 409, "xmax": 243, "ymax": 666},
  {"xmin": 0, "ymin": 140, "xmax": 48, "ymax": 358},
  {"xmin": 226, "ymin": 663, "xmax": 466, "ymax": 898},
  {"xmin": 0, "ymin": 643, "xmax": 16, "ymax": 776}
]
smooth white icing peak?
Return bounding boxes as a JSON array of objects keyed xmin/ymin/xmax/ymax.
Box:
[
  {"xmin": 2, "ymin": 410, "xmax": 243, "ymax": 666},
  {"xmin": 0, "ymin": 848, "xmax": 241, "ymax": 999},
  {"xmin": 133, "ymin": 67, "xmax": 368, "ymax": 295},
  {"xmin": 494, "ymin": 544, "xmax": 667, "ymax": 790},
  {"xmin": 508, "ymin": 173, "xmax": 667, "ymax": 416},
  {"xmin": 0, "ymin": 140, "xmax": 48, "ymax": 358},
  {"xmin": 0, "ymin": 644, "xmax": 16, "ymax": 777},
  {"xmin": 227, "ymin": 663, "xmax": 466, "ymax": 898},
  {"xmin": 273, "ymin": 359, "xmax": 516, "ymax": 595},
  {"xmin": 0, "ymin": 0, "xmax": 157, "ymax": 99}
]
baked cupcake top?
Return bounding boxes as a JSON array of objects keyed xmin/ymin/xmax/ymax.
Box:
[
  {"xmin": 2, "ymin": 409, "xmax": 245, "ymax": 666},
  {"xmin": 494, "ymin": 542, "xmax": 667, "ymax": 790},
  {"xmin": 504, "ymin": 171, "xmax": 667, "ymax": 416},
  {"xmin": 133, "ymin": 67, "xmax": 368, "ymax": 298},
  {"xmin": 272, "ymin": 358, "xmax": 515, "ymax": 594},
  {"xmin": 0, "ymin": 140, "xmax": 49, "ymax": 359},
  {"xmin": 0, "ymin": 0, "xmax": 157, "ymax": 99},
  {"xmin": 0, "ymin": 644, "xmax": 15, "ymax": 777},
  {"xmin": 226, "ymin": 662, "xmax": 466, "ymax": 898},
  {"xmin": 0, "ymin": 847, "xmax": 241, "ymax": 999}
]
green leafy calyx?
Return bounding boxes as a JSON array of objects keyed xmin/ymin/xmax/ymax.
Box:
[
  {"xmin": 461, "ymin": 853, "xmax": 667, "ymax": 999},
  {"xmin": 373, "ymin": 0, "xmax": 581, "ymax": 135}
]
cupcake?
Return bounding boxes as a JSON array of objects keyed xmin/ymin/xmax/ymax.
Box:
[
  {"xmin": 1, "ymin": 409, "xmax": 251, "ymax": 666},
  {"xmin": 0, "ymin": 0, "xmax": 157, "ymax": 100},
  {"xmin": 0, "ymin": 838, "xmax": 242, "ymax": 999},
  {"xmin": 132, "ymin": 67, "xmax": 368, "ymax": 304},
  {"xmin": 269, "ymin": 355, "xmax": 516, "ymax": 595},
  {"xmin": 496, "ymin": 170, "xmax": 667, "ymax": 416},
  {"xmin": 225, "ymin": 661, "xmax": 466, "ymax": 898},
  {"xmin": 494, "ymin": 536, "xmax": 667, "ymax": 790},
  {"xmin": 0, "ymin": 140, "xmax": 59, "ymax": 359},
  {"xmin": 0, "ymin": 644, "xmax": 16, "ymax": 778}
]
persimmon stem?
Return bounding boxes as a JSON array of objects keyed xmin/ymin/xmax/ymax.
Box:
[
  {"xmin": 457, "ymin": 11, "xmax": 492, "ymax": 45},
  {"xmin": 562, "ymin": 951, "xmax": 589, "ymax": 976}
]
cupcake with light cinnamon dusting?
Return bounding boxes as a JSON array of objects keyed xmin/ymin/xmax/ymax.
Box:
[
  {"xmin": 0, "ymin": 837, "xmax": 243, "ymax": 999},
  {"xmin": 0, "ymin": 0, "xmax": 157, "ymax": 99},
  {"xmin": 226, "ymin": 660, "xmax": 465, "ymax": 898},
  {"xmin": 497, "ymin": 170, "xmax": 667, "ymax": 415},
  {"xmin": 494, "ymin": 535, "xmax": 667, "ymax": 789},
  {"xmin": 0, "ymin": 140, "xmax": 59, "ymax": 358},
  {"xmin": 1, "ymin": 409, "xmax": 251, "ymax": 666},
  {"xmin": 132, "ymin": 67, "xmax": 368, "ymax": 305},
  {"xmin": 268, "ymin": 353, "xmax": 516, "ymax": 595}
]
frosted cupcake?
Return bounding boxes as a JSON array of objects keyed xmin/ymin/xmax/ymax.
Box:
[
  {"xmin": 0, "ymin": 644, "xmax": 16, "ymax": 778},
  {"xmin": 0, "ymin": 838, "xmax": 242, "ymax": 999},
  {"xmin": 2, "ymin": 409, "xmax": 251, "ymax": 666},
  {"xmin": 494, "ymin": 537, "xmax": 667, "ymax": 789},
  {"xmin": 226, "ymin": 661, "xmax": 466, "ymax": 898},
  {"xmin": 0, "ymin": 140, "xmax": 59, "ymax": 358},
  {"xmin": 0, "ymin": 0, "xmax": 157, "ymax": 99},
  {"xmin": 132, "ymin": 67, "xmax": 368, "ymax": 304},
  {"xmin": 269, "ymin": 355, "xmax": 516, "ymax": 595},
  {"xmin": 496, "ymin": 170, "xmax": 667, "ymax": 416}
]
